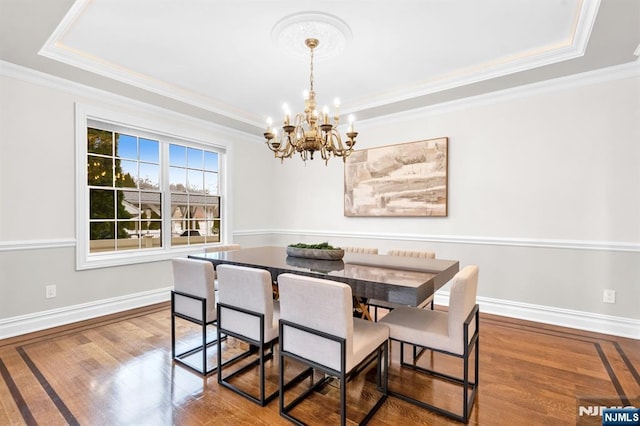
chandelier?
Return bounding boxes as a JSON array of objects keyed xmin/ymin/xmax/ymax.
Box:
[{"xmin": 264, "ymin": 38, "xmax": 357, "ymax": 164}]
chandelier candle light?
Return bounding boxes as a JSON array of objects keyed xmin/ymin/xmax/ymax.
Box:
[{"xmin": 264, "ymin": 38, "xmax": 357, "ymax": 164}]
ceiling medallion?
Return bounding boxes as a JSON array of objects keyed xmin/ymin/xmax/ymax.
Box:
[
  {"xmin": 264, "ymin": 12, "xmax": 356, "ymax": 164},
  {"xmin": 271, "ymin": 12, "xmax": 352, "ymax": 60}
]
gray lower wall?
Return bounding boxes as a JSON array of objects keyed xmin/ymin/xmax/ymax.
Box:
[
  {"xmin": 0, "ymin": 246, "xmax": 172, "ymax": 319},
  {"xmin": 234, "ymin": 232, "xmax": 640, "ymax": 320}
]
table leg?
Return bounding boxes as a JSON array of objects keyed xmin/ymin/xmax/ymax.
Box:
[{"xmin": 353, "ymin": 297, "xmax": 373, "ymax": 321}]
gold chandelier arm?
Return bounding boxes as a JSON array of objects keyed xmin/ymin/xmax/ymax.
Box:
[
  {"xmin": 266, "ymin": 129, "xmax": 294, "ymax": 159},
  {"xmin": 328, "ymin": 128, "xmax": 356, "ymax": 159},
  {"xmin": 320, "ymin": 146, "xmax": 330, "ymax": 165}
]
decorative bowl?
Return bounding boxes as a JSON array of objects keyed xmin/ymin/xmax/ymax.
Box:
[{"xmin": 286, "ymin": 246, "xmax": 345, "ymax": 260}]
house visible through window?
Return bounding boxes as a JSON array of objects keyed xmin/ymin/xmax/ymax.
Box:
[
  {"xmin": 87, "ymin": 126, "xmax": 221, "ymax": 254},
  {"xmin": 169, "ymin": 144, "xmax": 220, "ymax": 247}
]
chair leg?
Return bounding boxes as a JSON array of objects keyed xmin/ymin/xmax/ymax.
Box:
[
  {"xmin": 377, "ymin": 340, "xmax": 389, "ymax": 393},
  {"xmin": 172, "ymin": 292, "xmax": 226, "ymax": 376},
  {"xmin": 171, "ymin": 317, "xmax": 175, "ymax": 359},
  {"xmin": 362, "ymin": 342, "xmax": 388, "ymax": 425},
  {"xmin": 201, "ymin": 317, "xmax": 207, "ymax": 374},
  {"xmin": 259, "ymin": 343, "xmax": 266, "ymax": 404},
  {"xmin": 173, "ymin": 324, "xmax": 220, "ymax": 375},
  {"xmin": 392, "ymin": 339, "xmax": 478, "ymax": 423},
  {"xmin": 171, "ymin": 293, "xmax": 176, "ymax": 359},
  {"xmin": 383, "ymin": 341, "xmax": 389, "ymax": 394},
  {"xmin": 280, "ymin": 346, "xmax": 387, "ymax": 425},
  {"xmin": 340, "ymin": 373, "xmax": 347, "ymax": 426},
  {"xmin": 217, "ymin": 336, "xmax": 277, "ymax": 405},
  {"xmin": 461, "ymin": 336, "xmax": 480, "ymax": 423},
  {"xmin": 412, "ymin": 345, "xmax": 428, "ymax": 363},
  {"xmin": 463, "ymin": 343, "xmax": 469, "ymax": 421}
]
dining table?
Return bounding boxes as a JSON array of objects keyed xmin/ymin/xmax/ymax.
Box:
[{"xmin": 189, "ymin": 246, "xmax": 459, "ymax": 318}]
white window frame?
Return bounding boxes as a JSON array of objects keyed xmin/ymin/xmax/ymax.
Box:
[{"xmin": 75, "ymin": 103, "xmax": 232, "ymax": 270}]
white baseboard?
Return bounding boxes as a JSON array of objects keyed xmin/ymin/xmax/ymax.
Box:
[
  {"xmin": 0, "ymin": 287, "xmax": 172, "ymax": 340},
  {"xmin": 434, "ymin": 293, "xmax": 639, "ymax": 340},
  {"xmin": 1, "ymin": 286, "xmax": 636, "ymax": 341}
]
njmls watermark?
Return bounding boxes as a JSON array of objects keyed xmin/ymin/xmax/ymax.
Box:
[{"xmin": 577, "ymin": 397, "xmax": 640, "ymax": 426}]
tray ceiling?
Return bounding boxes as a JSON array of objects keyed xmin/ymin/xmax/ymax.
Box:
[{"xmin": 2, "ymin": 0, "xmax": 639, "ymax": 134}]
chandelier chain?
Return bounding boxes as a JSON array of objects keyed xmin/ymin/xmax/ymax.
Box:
[{"xmin": 309, "ymin": 44, "xmax": 314, "ymax": 92}]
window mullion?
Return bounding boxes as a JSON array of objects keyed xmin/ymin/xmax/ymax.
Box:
[{"xmin": 161, "ymin": 141, "xmax": 172, "ymax": 250}]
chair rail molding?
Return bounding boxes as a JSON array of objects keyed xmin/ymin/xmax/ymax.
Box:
[
  {"xmin": 0, "ymin": 239, "xmax": 76, "ymax": 252},
  {"xmin": 232, "ymin": 229, "xmax": 640, "ymax": 253}
]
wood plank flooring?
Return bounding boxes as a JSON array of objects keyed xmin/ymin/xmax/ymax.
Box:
[{"xmin": 0, "ymin": 303, "xmax": 638, "ymax": 425}]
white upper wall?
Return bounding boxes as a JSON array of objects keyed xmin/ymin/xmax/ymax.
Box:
[
  {"xmin": 256, "ymin": 65, "xmax": 640, "ymax": 324},
  {"xmin": 0, "ymin": 71, "xmax": 76, "ymax": 240},
  {"xmin": 267, "ymin": 68, "xmax": 640, "ymax": 244},
  {"xmin": 0, "ymin": 62, "xmax": 267, "ymax": 322}
]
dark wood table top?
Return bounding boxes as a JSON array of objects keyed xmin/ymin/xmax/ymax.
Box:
[{"xmin": 189, "ymin": 246, "xmax": 459, "ymax": 306}]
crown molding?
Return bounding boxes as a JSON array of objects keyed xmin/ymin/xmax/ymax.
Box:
[
  {"xmin": 37, "ymin": 0, "xmax": 258, "ymax": 128},
  {"xmin": 34, "ymin": 0, "xmax": 602, "ymax": 131},
  {"xmin": 0, "ymin": 60, "xmax": 261, "ymax": 145},
  {"xmin": 357, "ymin": 60, "xmax": 640, "ymax": 128},
  {"xmin": 3, "ymin": 45, "xmax": 637, "ymax": 142},
  {"xmin": 348, "ymin": 0, "xmax": 601, "ymax": 113}
]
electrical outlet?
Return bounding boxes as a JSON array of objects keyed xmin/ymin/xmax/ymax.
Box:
[
  {"xmin": 603, "ymin": 289, "xmax": 616, "ymax": 304},
  {"xmin": 45, "ymin": 285, "xmax": 57, "ymax": 299}
]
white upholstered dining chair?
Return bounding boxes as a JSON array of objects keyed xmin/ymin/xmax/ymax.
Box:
[
  {"xmin": 342, "ymin": 246, "xmax": 379, "ymax": 254},
  {"xmin": 171, "ymin": 258, "xmax": 219, "ymax": 375},
  {"xmin": 215, "ymin": 264, "xmax": 280, "ymax": 406},
  {"xmin": 379, "ymin": 265, "xmax": 480, "ymax": 423},
  {"xmin": 387, "ymin": 249, "xmax": 436, "ymax": 258},
  {"xmin": 277, "ymin": 273, "xmax": 389, "ymax": 425},
  {"xmin": 204, "ymin": 244, "xmax": 241, "ymax": 253},
  {"xmin": 204, "ymin": 244, "xmax": 241, "ymax": 290}
]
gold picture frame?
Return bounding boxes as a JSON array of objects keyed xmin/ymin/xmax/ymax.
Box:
[{"xmin": 344, "ymin": 137, "xmax": 448, "ymax": 217}]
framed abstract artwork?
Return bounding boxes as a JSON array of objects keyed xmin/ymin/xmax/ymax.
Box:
[{"xmin": 344, "ymin": 137, "xmax": 448, "ymax": 217}]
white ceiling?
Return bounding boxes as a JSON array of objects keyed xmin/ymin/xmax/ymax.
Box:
[{"xmin": 1, "ymin": 0, "xmax": 639, "ymax": 135}]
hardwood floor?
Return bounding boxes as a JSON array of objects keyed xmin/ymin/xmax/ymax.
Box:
[{"xmin": 0, "ymin": 303, "xmax": 638, "ymax": 425}]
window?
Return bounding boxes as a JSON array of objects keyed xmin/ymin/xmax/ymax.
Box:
[
  {"xmin": 88, "ymin": 128, "xmax": 162, "ymax": 253},
  {"xmin": 169, "ymin": 144, "xmax": 221, "ymax": 247},
  {"xmin": 77, "ymin": 104, "xmax": 228, "ymax": 269}
]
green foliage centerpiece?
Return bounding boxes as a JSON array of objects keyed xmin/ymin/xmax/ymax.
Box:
[{"xmin": 286, "ymin": 242, "xmax": 345, "ymax": 260}]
